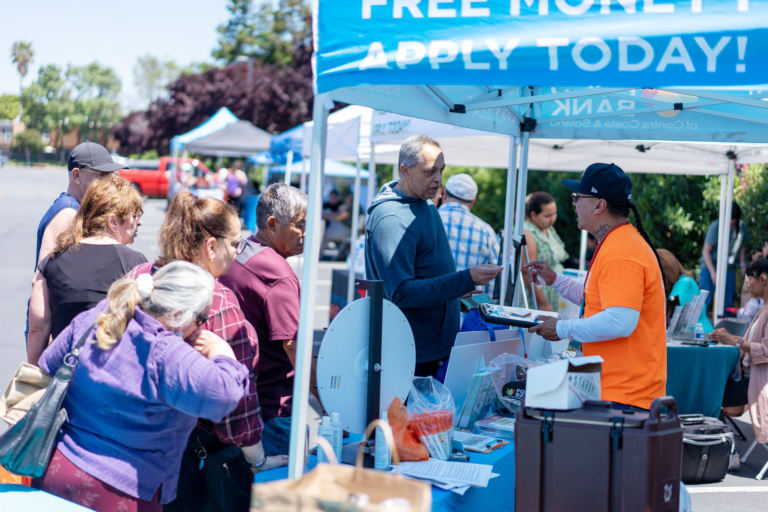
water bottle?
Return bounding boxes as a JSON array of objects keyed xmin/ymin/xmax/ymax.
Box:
[{"xmin": 693, "ymin": 323, "xmax": 705, "ymax": 341}]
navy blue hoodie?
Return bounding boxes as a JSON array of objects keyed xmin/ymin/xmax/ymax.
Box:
[{"xmin": 365, "ymin": 181, "xmax": 475, "ymax": 363}]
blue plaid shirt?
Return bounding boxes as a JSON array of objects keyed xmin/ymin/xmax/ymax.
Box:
[{"xmin": 438, "ymin": 201, "xmax": 500, "ymax": 296}]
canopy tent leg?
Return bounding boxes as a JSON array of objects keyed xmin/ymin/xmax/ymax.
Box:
[
  {"xmin": 367, "ymin": 144, "xmax": 377, "ymax": 220},
  {"xmin": 169, "ymin": 142, "xmax": 180, "ymax": 194},
  {"xmin": 512, "ymin": 130, "xmax": 532, "ymax": 307},
  {"xmin": 288, "ymin": 94, "xmax": 330, "ymax": 480},
  {"xmin": 579, "ymin": 230, "xmax": 588, "ymax": 271},
  {"xmin": 300, "ymin": 159, "xmax": 308, "ymax": 193},
  {"xmin": 714, "ymin": 155, "xmax": 736, "ymax": 323},
  {"xmin": 347, "ymin": 155, "xmax": 363, "ymax": 305},
  {"xmin": 284, "ymin": 150, "xmax": 294, "ymax": 185},
  {"xmin": 500, "ymin": 137, "xmax": 519, "ymax": 306}
]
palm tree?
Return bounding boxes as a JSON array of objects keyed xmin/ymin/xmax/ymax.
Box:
[{"xmin": 10, "ymin": 41, "xmax": 34, "ymax": 120}]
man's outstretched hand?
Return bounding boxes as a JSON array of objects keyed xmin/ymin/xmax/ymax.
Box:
[{"xmin": 470, "ymin": 265, "xmax": 503, "ymax": 285}]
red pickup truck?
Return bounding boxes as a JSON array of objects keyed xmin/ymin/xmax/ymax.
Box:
[{"xmin": 120, "ymin": 157, "xmax": 212, "ymax": 198}]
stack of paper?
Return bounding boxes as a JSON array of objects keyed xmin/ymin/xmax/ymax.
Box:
[
  {"xmin": 455, "ymin": 368, "xmax": 498, "ymax": 429},
  {"xmin": 397, "ymin": 459, "xmax": 494, "ymax": 489}
]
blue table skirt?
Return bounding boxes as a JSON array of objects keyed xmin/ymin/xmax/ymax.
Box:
[
  {"xmin": 666, "ymin": 344, "xmax": 741, "ymax": 418},
  {"xmin": 255, "ymin": 438, "xmax": 515, "ymax": 512}
]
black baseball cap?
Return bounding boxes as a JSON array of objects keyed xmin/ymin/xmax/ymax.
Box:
[
  {"xmin": 67, "ymin": 141, "xmax": 128, "ymax": 173},
  {"xmin": 561, "ymin": 163, "xmax": 632, "ymax": 203}
]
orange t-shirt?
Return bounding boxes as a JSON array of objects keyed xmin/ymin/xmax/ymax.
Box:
[{"xmin": 581, "ymin": 224, "xmax": 667, "ymax": 410}]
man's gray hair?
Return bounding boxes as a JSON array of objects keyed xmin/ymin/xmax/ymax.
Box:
[
  {"xmin": 256, "ymin": 183, "xmax": 308, "ymax": 230},
  {"xmin": 398, "ymin": 134, "xmax": 441, "ymax": 170}
]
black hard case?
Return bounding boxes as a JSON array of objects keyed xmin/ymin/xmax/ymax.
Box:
[{"xmin": 515, "ymin": 397, "xmax": 683, "ymax": 512}]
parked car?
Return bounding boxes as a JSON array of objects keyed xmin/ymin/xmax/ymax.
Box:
[
  {"xmin": 120, "ymin": 157, "xmax": 212, "ymax": 198},
  {"xmin": 0, "ymin": 149, "xmax": 9, "ymax": 167}
]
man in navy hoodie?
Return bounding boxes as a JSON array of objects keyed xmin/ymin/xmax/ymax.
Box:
[{"xmin": 365, "ymin": 134, "xmax": 502, "ymax": 377}]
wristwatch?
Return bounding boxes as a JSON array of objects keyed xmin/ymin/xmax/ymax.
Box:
[
  {"xmin": 248, "ymin": 455, "xmax": 268, "ymax": 470},
  {"xmin": 736, "ymin": 337, "xmax": 745, "ymax": 348}
]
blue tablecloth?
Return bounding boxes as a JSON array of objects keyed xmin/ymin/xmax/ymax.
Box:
[
  {"xmin": 255, "ymin": 438, "xmax": 515, "ymax": 512},
  {"xmin": 666, "ymin": 343, "xmax": 741, "ymax": 418}
]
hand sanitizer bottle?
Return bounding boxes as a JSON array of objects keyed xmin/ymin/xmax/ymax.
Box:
[
  {"xmin": 374, "ymin": 411, "xmax": 392, "ymax": 470},
  {"xmin": 317, "ymin": 416, "xmax": 335, "ymax": 463}
]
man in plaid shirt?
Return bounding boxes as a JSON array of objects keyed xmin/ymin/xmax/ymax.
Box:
[{"xmin": 438, "ymin": 174, "xmax": 500, "ymax": 296}]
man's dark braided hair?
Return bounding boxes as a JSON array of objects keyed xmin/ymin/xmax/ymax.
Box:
[{"xmin": 606, "ymin": 200, "xmax": 668, "ymax": 295}]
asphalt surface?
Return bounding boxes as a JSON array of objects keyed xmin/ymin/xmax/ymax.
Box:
[{"xmin": 1, "ymin": 166, "xmax": 767, "ymax": 510}]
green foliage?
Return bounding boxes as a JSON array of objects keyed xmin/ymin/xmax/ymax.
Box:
[
  {"xmin": 734, "ymin": 165, "xmax": 768, "ymax": 256},
  {"xmin": 21, "ymin": 64, "xmax": 73, "ymax": 132},
  {"xmin": 128, "ymin": 149, "xmax": 159, "ymax": 160},
  {"xmin": 133, "ymin": 55, "xmax": 179, "ymax": 105},
  {"xmin": 12, "ymin": 129, "xmax": 45, "ymax": 164},
  {"xmin": 10, "ymin": 40, "xmax": 34, "ymax": 79},
  {"xmin": 0, "ymin": 94, "xmax": 18, "ymax": 120},
  {"xmin": 212, "ymin": 0, "xmax": 310, "ymax": 65}
]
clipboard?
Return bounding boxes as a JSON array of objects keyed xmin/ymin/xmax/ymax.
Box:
[{"xmin": 479, "ymin": 303, "xmax": 559, "ymax": 328}]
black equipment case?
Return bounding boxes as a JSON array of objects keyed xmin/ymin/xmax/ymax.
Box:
[
  {"xmin": 515, "ymin": 397, "xmax": 683, "ymax": 512},
  {"xmin": 679, "ymin": 414, "xmax": 733, "ymax": 484}
]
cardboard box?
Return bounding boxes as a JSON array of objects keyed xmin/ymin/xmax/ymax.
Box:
[{"xmin": 525, "ymin": 356, "xmax": 603, "ymax": 410}]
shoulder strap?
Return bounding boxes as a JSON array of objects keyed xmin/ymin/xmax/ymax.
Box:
[{"xmin": 72, "ymin": 324, "xmax": 96, "ymax": 352}]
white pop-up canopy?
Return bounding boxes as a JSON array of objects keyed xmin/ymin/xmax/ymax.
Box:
[{"xmin": 287, "ymin": 0, "xmax": 768, "ymax": 479}]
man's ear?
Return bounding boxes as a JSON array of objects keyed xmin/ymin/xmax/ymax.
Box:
[
  {"xmin": 399, "ymin": 164, "xmax": 409, "ymax": 178},
  {"xmin": 266, "ymin": 216, "xmax": 279, "ymax": 233}
]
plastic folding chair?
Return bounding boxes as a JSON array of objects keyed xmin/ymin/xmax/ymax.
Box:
[{"xmin": 740, "ymin": 439, "xmax": 768, "ymax": 480}]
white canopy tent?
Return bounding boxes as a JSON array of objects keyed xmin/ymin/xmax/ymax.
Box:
[{"xmin": 286, "ymin": 0, "xmax": 768, "ymax": 479}]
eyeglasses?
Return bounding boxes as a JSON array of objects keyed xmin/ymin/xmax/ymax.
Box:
[
  {"xmin": 571, "ymin": 193, "xmax": 596, "ymax": 204},
  {"xmin": 195, "ymin": 313, "xmax": 210, "ymax": 328}
]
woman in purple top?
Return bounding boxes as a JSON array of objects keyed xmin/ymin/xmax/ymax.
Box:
[{"xmin": 33, "ymin": 261, "xmax": 249, "ymax": 512}]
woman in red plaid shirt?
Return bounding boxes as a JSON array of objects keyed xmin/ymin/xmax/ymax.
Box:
[{"xmin": 128, "ymin": 192, "xmax": 287, "ymax": 511}]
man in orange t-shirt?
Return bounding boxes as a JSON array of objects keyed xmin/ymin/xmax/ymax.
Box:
[{"xmin": 526, "ymin": 163, "xmax": 667, "ymax": 410}]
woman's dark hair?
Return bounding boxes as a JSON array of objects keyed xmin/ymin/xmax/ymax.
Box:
[
  {"xmin": 606, "ymin": 200, "xmax": 667, "ymax": 294},
  {"xmin": 731, "ymin": 202, "xmax": 742, "ymax": 236},
  {"xmin": 746, "ymin": 257, "xmax": 768, "ymax": 280},
  {"xmin": 525, "ymin": 191, "xmax": 556, "ymax": 217}
]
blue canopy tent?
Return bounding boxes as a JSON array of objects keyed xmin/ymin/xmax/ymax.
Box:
[
  {"xmin": 168, "ymin": 107, "xmax": 240, "ymax": 182},
  {"xmin": 288, "ymin": 0, "xmax": 768, "ymax": 478}
]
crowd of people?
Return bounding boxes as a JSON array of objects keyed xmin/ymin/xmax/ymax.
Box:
[{"xmin": 16, "ymin": 135, "xmax": 768, "ymax": 510}]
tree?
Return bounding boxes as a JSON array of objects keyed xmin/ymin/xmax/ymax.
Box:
[
  {"xmin": 133, "ymin": 55, "xmax": 180, "ymax": 106},
  {"xmin": 21, "ymin": 64, "xmax": 73, "ymax": 132},
  {"xmin": 10, "ymin": 41, "xmax": 34, "ymax": 119},
  {"xmin": 212, "ymin": 0, "xmax": 311, "ymax": 66},
  {"xmin": 12, "ymin": 129, "xmax": 44, "ymax": 165},
  {"xmin": 66, "ymin": 62, "xmax": 122, "ymax": 144},
  {"xmin": 114, "ymin": 42, "xmax": 314, "ymax": 156},
  {"xmin": 0, "ymin": 95, "xmax": 18, "ymax": 120}
]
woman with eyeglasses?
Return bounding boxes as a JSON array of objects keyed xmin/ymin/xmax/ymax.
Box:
[
  {"xmin": 127, "ymin": 191, "xmax": 285, "ymax": 512},
  {"xmin": 28, "ymin": 175, "xmax": 147, "ymax": 366},
  {"xmin": 33, "ymin": 261, "xmax": 248, "ymax": 512}
]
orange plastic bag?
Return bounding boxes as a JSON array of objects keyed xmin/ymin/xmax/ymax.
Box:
[
  {"xmin": 388, "ymin": 398, "xmax": 429, "ymax": 461},
  {"xmin": 0, "ymin": 466, "xmax": 30, "ymax": 486}
]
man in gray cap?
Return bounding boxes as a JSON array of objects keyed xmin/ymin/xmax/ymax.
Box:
[
  {"xmin": 439, "ymin": 173, "xmax": 500, "ymax": 296},
  {"xmin": 365, "ymin": 135, "xmax": 502, "ymax": 377},
  {"xmin": 27, "ymin": 141, "xmax": 128, "ymax": 340}
]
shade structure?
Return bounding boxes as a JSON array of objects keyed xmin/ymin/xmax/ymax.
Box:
[
  {"xmin": 287, "ymin": 0, "xmax": 768, "ymax": 480},
  {"xmin": 269, "ymin": 158, "xmax": 369, "ymax": 179},
  {"xmin": 170, "ymin": 107, "xmax": 239, "ymax": 150},
  {"xmin": 184, "ymin": 120, "xmax": 272, "ymax": 157}
]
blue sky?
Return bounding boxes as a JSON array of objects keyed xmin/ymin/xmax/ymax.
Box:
[{"xmin": 1, "ymin": 0, "xmax": 235, "ymax": 112}]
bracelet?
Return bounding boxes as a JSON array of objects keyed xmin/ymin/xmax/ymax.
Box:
[{"xmin": 248, "ymin": 455, "xmax": 268, "ymax": 469}]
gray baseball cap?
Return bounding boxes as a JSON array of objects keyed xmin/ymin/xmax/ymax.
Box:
[{"xmin": 68, "ymin": 142, "xmax": 128, "ymax": 173}]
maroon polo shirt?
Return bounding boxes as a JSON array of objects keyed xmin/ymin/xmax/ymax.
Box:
[{"xmin": 219, "ymin": 238, "xmax": 300, "ymax": 421}]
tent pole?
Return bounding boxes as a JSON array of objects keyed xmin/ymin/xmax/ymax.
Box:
[
  {"xmin": 579, "ymin": 230, "xmax": 588, "ymax": 271},
  {"xmin": 500, "ymin": 137, "xmax": 519, "ymax": 306},
  {"xmin": 285, "ymin": 150, "xmax": 294, "ymax": 185},
  {"xmin": 512, "ymin": 130, "xmax": 532, "ymax": 307},
  {"xmin": 347, "ymin": 155, "xmax": 363, "ymax": 305},
  {"xmin": 288, "ymin": 94, "xmax": 329, "ymax": 480},
  {"xmin": 169, "ymin": 142, "xmax": 179, "ymax": 194},
  {"xmin": 367, "ymin": 144, "xmax": 377, "ymax": 218},
  {"xmin": 714, "ymin": 155, "xmax": 736, "ymax": 323},
  {"xmin": 300, "ymin": 159, "xmax": 308, "ymax": 193}
]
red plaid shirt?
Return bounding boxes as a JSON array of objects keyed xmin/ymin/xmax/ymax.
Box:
[{"xmin": 128, "ymin": 262, "xmax": 263, "ymax": 446}]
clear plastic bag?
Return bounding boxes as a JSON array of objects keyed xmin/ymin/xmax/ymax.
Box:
[
  {"xmin": 488, "ymin": 353, "xmax": 533, "ymax": 414},
  {"xmin": 407, "ymin": 377, "xmax": 455, "ymax": 460}
]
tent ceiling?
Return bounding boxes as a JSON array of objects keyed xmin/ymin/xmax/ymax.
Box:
[
  {"xmin": 172, "ymin": 107, "xmax": 239, "ymax": 149},
  {"xmin": 185, "ymin": 121, "xmax": 272, "ymax": 157}
]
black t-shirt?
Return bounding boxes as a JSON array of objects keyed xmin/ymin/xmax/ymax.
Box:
[{"xmin": 39, "ymin": 244, "xmax": 148, "ymax": 339}]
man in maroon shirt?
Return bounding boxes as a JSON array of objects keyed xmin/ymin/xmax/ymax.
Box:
[{"xmin": 220, "ymin": 183, "xmax": 313, "ymax": 456}]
